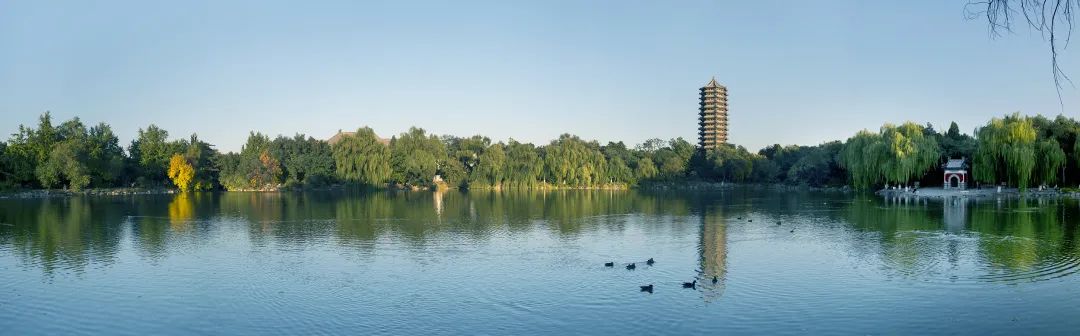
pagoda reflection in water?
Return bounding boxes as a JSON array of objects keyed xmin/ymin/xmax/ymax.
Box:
[{"xmin": 698, "ymin": 203, "xmax": 728, "ymax": 302}]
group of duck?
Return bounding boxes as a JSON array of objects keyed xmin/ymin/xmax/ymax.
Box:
[
  {"xmin": 609, "ymin": 217, "xmax": 790, "ymax": 294},
  {"xmin": 738, "ymin": 216, "xmax": 794, "ymax": 233},
  {"xmin": 604, "ymin": 257, "xmax": 718, "ymax": 293}
]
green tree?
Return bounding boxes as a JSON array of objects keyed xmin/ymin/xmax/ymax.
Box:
[
  {"xmin": 601, "ymin": 142, "xmax": 634, "ymax": 165},
  {"xmin": 3, "ymin": 128, "xmax": 37, "ymax": 188},
  {"xmin": 332, "ymin": 127, "xmax": 391, "ymax": 187},
  {"xmin": 1031, "ymin": 115, "xmax": 1080, "ymax": 186},
  {"xmin": 129, "ymin": 125, "xmax": 179, "ymax": 186},
  {"xmin": 786, "ymin": 142, "xmax": 845, "ymax": 187},
  {"xmin": 28, "ymin": 112, "xmax": 59, "ymax": 166},
  {"xmin": 85, "ymin": 123, "xmax": 126, "ymax": 187},
  {"xmin": 940, "ymin": 121, "xmax": 977, "ymax": 160},
  {"xmin": 3, "ymin": 112, "xmax": 63, "ymax": 188},
  {"xmin": 840, "ymin": 130, "xmax": 886, "ymax": 190},
  {"xmin": 447, "ymin": 135, "xmax": 491, "ymax": 178},
  {"xmin": 439, "ymin": 159, "xmax": 468, "ymax": 188},
  {"xmin": 30, "ymin": 117, "xmax": 95, "ymax": 191},
  {"xmin": 669, "ymin": 138, "xmax": 696, "ymax": 164},
  {"xmin": 839, "ymin": 123, "xmax": 938, "ymax": 189},
  {"xmin": 878, "ymin": 122, "xmax": 940, "ymax": 186},
  {"xmin": 758, "ymin": 144, "xmax": 814, "ymax": 183},
  {"xmin": 601, "ymin": 141, "xmax": 637, "ymax": 184},
  {"xmin": 697, "ymin": 145, "xmax": 756, "ymax": 182},
  {"xmin": 973, "ymin": 113, "xmax": 1038, "ymax": 190},
  {"xmin": 36, "ymin": 141, "xmax": 90, "ymax": 191},
  {"xmin": 606, "ymin": 156, "xmax": 633, "ymax": 184},
  {"xmin": 0, "ymin": 142, "xmax": 11, "ymax": 189},
  {"xmin": 472, "ymin": 143, "xmax": 506, "ymax": 187},
  {"xmin": 503, "ymin": 139, "xmax": 543, "ymax": 188},
  {"xmin": 1075, "ymin": 137, "xmax": 1080, "ymax": 177},
  {"xmin": 254, "ymin": 150, "xmax": 283, "ymax": 188},
  {"xmin": 389, "ymin": 127, "xmax": 446, "ymax": 187},
  {"xmin": 648, "ymin": 138, "xmax": 694, "ymax": 180},
  {"xmin": 634, "ymin": 157, "xmax": 658, "ymax": 181},
  {"xmin": 219, "ymin": 132, "xmax": 282, "ymax": 190},
  {"xmin": 216, "ymin": 152, "xmax": 245, "ymax": 190},
  {"xmin": 272, "ymin": 134, "xmax": 335, "ymax": 187},
  {"xmin": 182, "ymin": 134, "xmax": 219, "ymax": 190},
  {"xmin": 1035, "ymin": 138, "xmax": 1066, "ymax": 186},
  {"xmin": 543, "ymin": 134, "xmax": 607, "ymax": 186}
]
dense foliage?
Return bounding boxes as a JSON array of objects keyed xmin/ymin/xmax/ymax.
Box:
[
  {"xmin": 219, "ymin": 133, "xmax": 282, "ymax": 190},
  {"xmin": 3, "ymin": 113, "xmax": 126, "ymax": 191},
  {"xmin": 4, "ymin": 112, "xmax": 1080, "ymax": 192},
  {"xmin": 332, "ymin": 128, "xmax": 391, "ymax": 188},
  {"xmin": 838, "ymin": 123, "xmax": 941, "ymax": 189},
  {"xmin": 389, "ymin": 128, "xmax": 447, "ymax": 188}
]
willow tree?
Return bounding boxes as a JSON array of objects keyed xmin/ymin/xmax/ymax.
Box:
[
  {"xmin": 879, "ymin": 123, "xmax": 941, "ymax": 186},
  {"xmin": 839, "ymin": 130, "xmax": 885, "ymax": 190},
  {"xmin": 1035, "ymin": 138, "xmax": 1066, "ymax": 186},
  {"xmin": 973, "ymin": 113, "xmax": 1038, "ymax": 190},
  {"xmin": 389, "ymin": 127, "xmax": 446, "ymax": 187},
  {"xmin": 606, "ymin": 156, "xmax": 633, "ymax": 184},
  {"xmin": 502, "ymin": 139, "xmax": 543, "ymax": 188},
  {"xmin": 471, "ymin": 142, "xmax": 506, "ymax": 187},
  {"xmin": 332, "ymin": 127, "xmax": 391, "ymax": 187},
  {"xmin": 1075, "ymin": 137, "xmax": 1080, "ymax": 171},
  {"xmin": 543, "ymin": 134, "xmax": 607, "ymax": 186},
  {"xmin": 838, "ymin": 123, "xmax": 938, "ymax": 189},
  {"xmin": 634, "ymin": 157, "xmax": 658, "ymax": 181}
]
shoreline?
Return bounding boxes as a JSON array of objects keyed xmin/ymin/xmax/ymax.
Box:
[
  {"xmin": 639, "ymin": 181, "xmax": 853, "ymax": 193},
  {"xmin": 5, "ymin": 183, "xmax": 1078, "ymax": 201},
  {"xmin": 876, "ymin": 187, "xmax": 1080, "ymax": 200},
  {"xmin": 0, "ymin": 188, "xmax": 180, "ymax": 199},
  {"xmin": 0, "ymin": 183, "xmax": 634, "ymax": 199}
]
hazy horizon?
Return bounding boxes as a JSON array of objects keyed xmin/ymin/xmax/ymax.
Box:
[{"xmin": 2, "ymin": 0, "xmax": 1078, "ymax": 152}]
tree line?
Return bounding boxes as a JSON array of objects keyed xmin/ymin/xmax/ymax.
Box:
[
  {"xmin": 712, "ymin": 113, "xmax": 1080, "ymax": 191},
  {"xmin": 0, "ymin": 113, "xmax": 695, "ymax": 191},
  {"xmin": 2, "ymin": 112, "xmax": 1079, "ymax": 192}
]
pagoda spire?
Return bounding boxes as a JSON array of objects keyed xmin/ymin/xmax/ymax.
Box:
[{"xmin": 705, "ymin": 76, "xmax": 721, "ymax": 88}]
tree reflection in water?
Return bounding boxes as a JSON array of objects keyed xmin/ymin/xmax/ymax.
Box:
[{"xmin": 0, "ymin": 190, "xmax": 1077, "ymax": 283}]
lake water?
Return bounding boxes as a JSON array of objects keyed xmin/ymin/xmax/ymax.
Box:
[{"xmin": 1, "ymin": 188, "xmax": 1079, "ymax": 335}]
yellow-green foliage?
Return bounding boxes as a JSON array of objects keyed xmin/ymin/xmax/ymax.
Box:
[
  {"xmin": 840, "ymin": 130, "xmax": 884, "ymax": 190},
  {"xmin": 973, "ymin": 113, "xmax": 1038, "ymax": 190},
  {"xmin": 840, "ymin": 122, "xmax": 938, "ymax": 190}
]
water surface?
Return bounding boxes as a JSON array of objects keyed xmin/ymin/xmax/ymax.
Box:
[{"xmin": 1, "ymin": 189, "xmax": 1079, "ymax": 335}]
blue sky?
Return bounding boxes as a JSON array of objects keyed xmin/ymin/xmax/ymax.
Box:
[{"xmin": 1, "ymin": 0, "xmax": 1077, "ymax": 152}]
